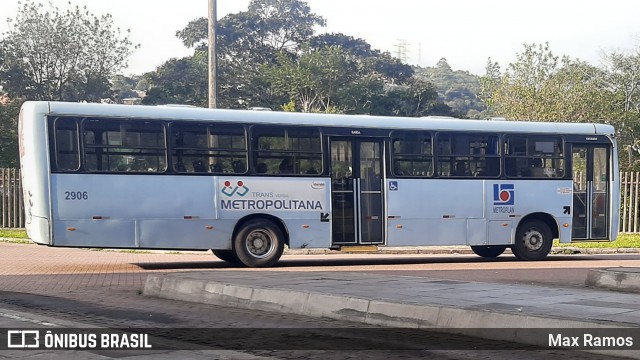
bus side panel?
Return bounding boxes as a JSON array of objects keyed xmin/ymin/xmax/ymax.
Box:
[
  {"xmin": 217, "ymin": 177, "xmax": 332, "ymax": 249},
  {"xmin": 386, "ymin": 179, "xmax": 483, "ymax": 246},
  {"xmin": 53, "ymin": 220, "xmax": 136, "ymax": 247},
  {"xmin": 139, "ymin": 219, "xmax": 234, "ymax": 249},
  {"xmin": 387, "ymin": 218, "xmax": 467, "ymax": 246},
  {"xmin": 19, "ymin": 102, "xmax": 52, "ymax": 245},
  {"xmin": 282, "ymin": 220, "xmax": 332, "ymax": 249},
  {"xmin": 386, "ymin": 179, "xmax": 572, "ymax": 246},
  {"xmin": 487, "ymin": 180, "xmax": 573, "ymax": 244},
  {"xmin": 51, "ymin": 174, "xmax": 217, "ymax": 220},
  {"xmin": 51, "ymin": 174, "xmax": 217, "ymax": 247},
  {"xmin": 467, "ymin": 218, "xmax": 489, "ymax": 245},
  {"xmin": 28, "ymin": 217, "xmax": 51, "ymax": 245}
]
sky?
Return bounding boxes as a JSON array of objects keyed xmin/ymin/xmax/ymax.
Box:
[{"xmin": 1, "ymin": 0, "xmax": 639, "ymax": 76}]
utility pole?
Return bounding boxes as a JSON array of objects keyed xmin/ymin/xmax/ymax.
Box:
[{"xmin": 208, "ymin": 0, "xmax": 217, "ymax": 108}]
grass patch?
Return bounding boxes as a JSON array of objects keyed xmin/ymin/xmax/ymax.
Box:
[
  {"xmin": 0, "ymin": 229, "xmax": 28, "ymax": 239},
  {"xmin": 111, "ymin": 249, "xmax": 153, "ymax": 254},
  {"xmin": 0, "ymin": 238, "xmax": 31, "ymax": 244},
  {"xmin": 557, "ymin": 233, "xmax": 640, "ymax": 248}
]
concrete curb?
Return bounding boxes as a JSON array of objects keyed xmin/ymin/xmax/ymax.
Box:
[
  {"xmin": 144, "ymin": 273, "xmax": 638, "ymax": 359},
  {"xmin": 586, "ymin": 267, "xmax": 640, "ymax": 292}
]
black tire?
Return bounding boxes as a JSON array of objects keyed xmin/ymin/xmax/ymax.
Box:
[
  {"xmin": 471, "ymin": 245, "xmax": 506, "ymax": 258},
  {"xmin": 212, "ymin": 249, "xmax": 240, "ymax": 264},
  {"xmin": 512, "ymin": 220, "xmax": 553, "ymax": 261},
  {"xmin": 233, "ymin": 219, "xmax": 285, "ymax": 267}
]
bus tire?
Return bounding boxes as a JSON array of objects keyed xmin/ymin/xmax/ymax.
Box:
[
  {"xmin": 212, "ymin": 249, "xmax": 240, "ymax": 264},
  {"xmin": 512, "ymin": 220, "xmax": 553, "ymax": 261},
  {"xmin": 233, "ymin": 219, "xmax": 284, "ymax": 267},
  {"xmin": 471, "ymin": 245, "xmax": 506, "ymax": 258}
]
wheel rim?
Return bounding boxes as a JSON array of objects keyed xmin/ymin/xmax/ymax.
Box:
[
  {"xmin": 521, "ymin": 228, "xmax": 544, "ymax": 252},
  {"xmin": 244, "ymin": 229, "xmax": 276, "ymax": 259}
]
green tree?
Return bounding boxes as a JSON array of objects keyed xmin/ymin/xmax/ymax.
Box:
[
  {"xmin": 479, "ymin": 42, "xmax": 640, "ymax": 169},
  {"xmin": 111, "ymin": 75, "xmax": 140, "ymax": 103},
  {"xmin": 149, "ymin": 0, "xmax": 447, "ymax": 117},
  {"xmin": 306, "ymin": 33, "xmax": 418, "ymax": 115},
  {"xmin": 480, "ymin": 43, "xmax": 614, "ymax": 122},
  {"xmin": 266, "ymin": 46, "xmax": 354, "ymax": 112},
  {"xmin": 142, "ymin": 54, "xmax": 208, "ymax": 106},
  {"xmin": 264, "ymin": 36, "xmax": 446, "ymax": 116},
  {"xmin": 309, "ymin": 33, "xmax": 413, "ymax": 85},
  {"xmin": 416, "ymin": 58, "xmax": 486, "ymax": 118},
  {"xmin": 161, "ymin": 0, "xmax": 325, "ymax": 108},
  {"xmin": 478, "ymin": 57, "xmax": 501, "ymax": 116},
  {"xmin": 0, "ymin": 100, "xmax": 21, "ymax": 167},
  {"xmin": 601, "ymin": 50, "xmax": 640, "ymax": 169},
  {"xmin": 368, "ymin": 78, "xmax": 451, "ymax": 117},
  {"xmin": 603, "ymin": 51, "xmax": 640, "ymax": 113},
  {"xmin": 0, "ymin": 0, "xmax": 137, "ymax": 102}
]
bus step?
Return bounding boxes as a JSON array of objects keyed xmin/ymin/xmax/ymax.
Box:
[{"xmin": 339, "ymin": 245, "xmax": 379, "ymax": 253}]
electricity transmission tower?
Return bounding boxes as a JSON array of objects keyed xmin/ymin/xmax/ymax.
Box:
[{"xmin": 395, "ymin": 39, "xmax": 409, "ymax": 63}]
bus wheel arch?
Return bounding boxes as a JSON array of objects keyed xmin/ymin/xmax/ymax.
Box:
[
  {"xmin": 512, "ymin": 213, "xmax": 557, "ymax": 261},
  {"xmin": 231, "ymin": 214, "xmax": 288, "ymax": 267}
]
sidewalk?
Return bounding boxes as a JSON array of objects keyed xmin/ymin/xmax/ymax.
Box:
[{"xmin": 144, "ymin": 270, "xmax": 640, "ymax": 359}]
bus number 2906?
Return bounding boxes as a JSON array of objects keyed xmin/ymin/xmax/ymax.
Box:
[{"xmin": 64, "ymin": 191, "xmax": 88, "ymax": 200}]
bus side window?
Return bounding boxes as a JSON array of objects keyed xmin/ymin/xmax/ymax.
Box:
[
  {"xmin": 452, "ymin": 160, "xmax": 469, "ymax": 176},
  {"xmin": 192, "ymin": 160, "xmax": 207, "ymax": 173},
  {"xmin": 279, "ymin": 158, "xmax": 293, "ymax": 174},
  {"xmin": 482, "ymin": 157, "xmax": 499, "ymax": 176},
  {"xmin": 52, "ymin": 117, "xmax": 81, "ymax": 172},
  {"xmin": 232, "ymin": 160, "xmax": 246, "ymax": 173},
  {"xmin": 256, "ymin": 163, "xmax": 268, "ymax": 174},
  {"xmin": 530, "ymin": 158, "xmax": 546, "ymax": 177},
  {"xmin": 210, "ymin": 163, "xmax": 223, "ymax": 173},
  {"xmin": 253, "ymin": 126, "xmax": 322, "ymax": 176}
]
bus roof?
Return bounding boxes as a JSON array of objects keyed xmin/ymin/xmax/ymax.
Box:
[{"xmin": 26, "ymin": 101, "xmax": 615, "ymax": 136}]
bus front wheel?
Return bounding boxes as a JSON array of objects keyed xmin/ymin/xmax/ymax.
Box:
[
  {"xmin": 512, "ymin": 220, "xmax": 553, "ymax": 261},
  {"xmin": 471, "ymin": 245, "xmax": 506, "ymax": 258},
  {"xmin": 233, "ymin": 219, "xmax": 284, "ymax": 267}
]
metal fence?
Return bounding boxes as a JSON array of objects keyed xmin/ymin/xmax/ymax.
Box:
[
  {"xmin": 0, "ymin": 168, "xmax": 24, "ymax": 228},
  {"xmin": 3, "ymin": 167, "xmax": 640, "ymax": 233},
  {"xmin": 621, "ymin": 172, "xmax": 640, "ymax": 233}
]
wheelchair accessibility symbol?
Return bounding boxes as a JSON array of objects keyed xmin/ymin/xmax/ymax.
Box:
[{"xmin": 389, "ymin": 181, "xmax": 398, "ymax": 191}]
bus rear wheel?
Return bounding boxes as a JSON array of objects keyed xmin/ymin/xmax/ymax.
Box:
[
  {"xmin": 471, "ymin": 245, "xmax": 506, "ymax": 258},
  {"xmin": 233, "ymin": 219, "xmax": 284, "ymax": 267},
  {"xmin": 212, "ymin": 249, "xmax": 240, "ymax": 264},
  {"xmin": 512, "ymin": 220, "xmax": 553, "ymax": 261}
]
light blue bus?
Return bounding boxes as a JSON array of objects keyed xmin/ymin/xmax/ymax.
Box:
[{"xmin": 19, "ymin": 101, "xmax": 619, "ymax": 267}]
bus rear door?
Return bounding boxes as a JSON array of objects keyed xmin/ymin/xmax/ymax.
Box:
[{"xmin": 572, "ymin": 144, "xmax": 610, "ymax": 240}]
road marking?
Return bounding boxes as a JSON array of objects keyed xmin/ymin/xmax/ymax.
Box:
[{"xmin": 0, "ymin": 311, "xmax": 59, "ymax": 326}]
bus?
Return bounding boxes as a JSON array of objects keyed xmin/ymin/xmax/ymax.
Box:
[{"xmin": 18, "ymin": 101, "xmax": 620, "ymax": 267}]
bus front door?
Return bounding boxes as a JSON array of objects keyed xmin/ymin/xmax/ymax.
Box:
[
  {"xmin": 330, "ymin": 138, "xmax": 384, "ymax": 245},
  {"xmin": 572, "ymin": 145, "xmax": 610, "ymax": 239}
]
